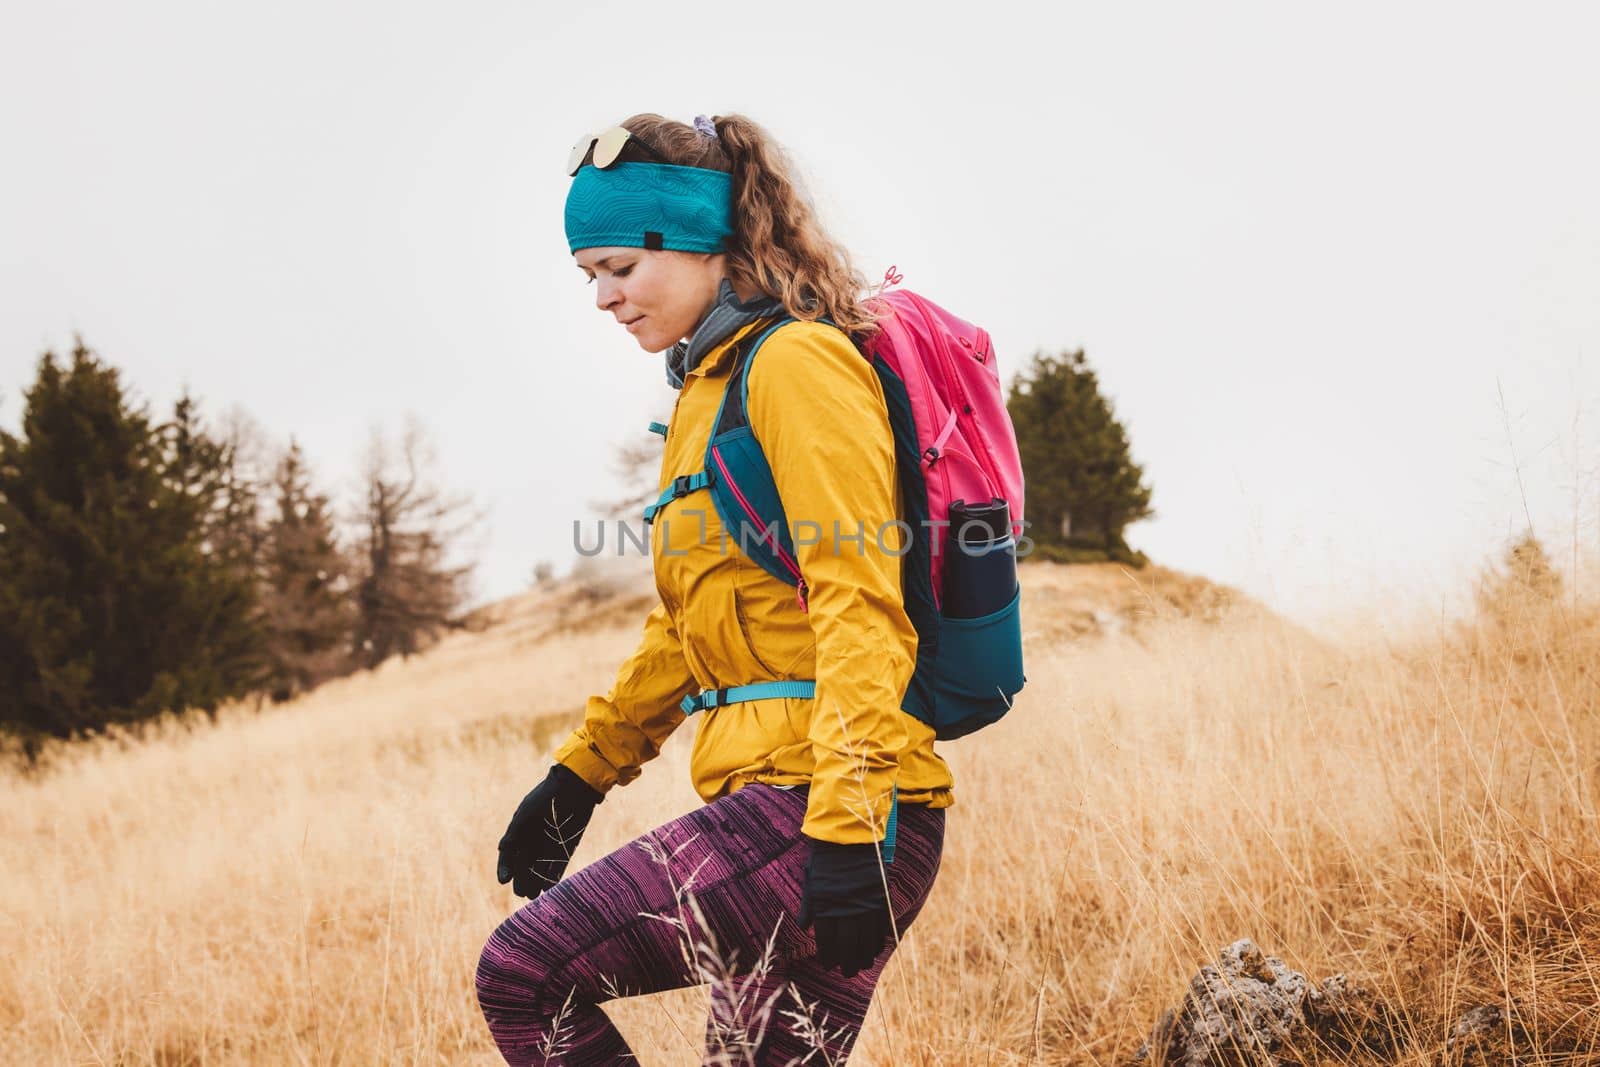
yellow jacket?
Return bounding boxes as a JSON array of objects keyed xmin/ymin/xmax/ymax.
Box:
[{"xmin": 554, "ymin": 318, "xmax": 954, "ymax": 845}]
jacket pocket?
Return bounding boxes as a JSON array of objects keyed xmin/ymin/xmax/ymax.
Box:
[{"xmin": 732, "ymin": 553, "xmax": 785, "ymax": 679}]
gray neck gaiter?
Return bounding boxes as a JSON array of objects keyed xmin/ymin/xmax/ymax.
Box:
[{"xmin": 665, "ymin": 279, "xmax": 786, "ymax": 390}]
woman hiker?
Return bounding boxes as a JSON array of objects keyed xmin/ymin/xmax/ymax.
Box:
[{"xmin": 475, "ymin": 113, "xmax": 952, "ymax": 1066}]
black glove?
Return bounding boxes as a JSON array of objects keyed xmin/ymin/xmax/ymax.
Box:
[
  {"xmin": 496, "ymin": 764, "xmax": 604, "ymax": 900},
  {"xmin": 798, "ymin": 837, "xmax": 893, "ymax": 978}
]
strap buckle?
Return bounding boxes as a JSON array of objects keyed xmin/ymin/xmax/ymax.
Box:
[
  {"xmin": 682, "ymin": 686, "xmax": 733, "ymax": 714},
  {"xmin": 672, "ymin": 474, "xmax": 694, "ymax": 498}
]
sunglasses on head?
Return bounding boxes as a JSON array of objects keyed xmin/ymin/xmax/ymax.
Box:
[{"xmin": 566, "ymin": 127, "xmax": 669, "ymax": 176}]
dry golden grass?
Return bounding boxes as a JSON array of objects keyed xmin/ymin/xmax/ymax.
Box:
[{"xmin": 4, "ymin": 559, "xmax": 1599, "ymax": 1064}]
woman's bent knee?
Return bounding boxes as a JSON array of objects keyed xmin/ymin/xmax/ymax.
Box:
[{"xmin": 476, "ymin": 908, "xmax": 576, "ymax": 1038}]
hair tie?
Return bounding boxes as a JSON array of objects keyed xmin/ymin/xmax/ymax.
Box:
[{"xmin": 692, "ymin": 114, "xmax": 718, "ymax": 139}]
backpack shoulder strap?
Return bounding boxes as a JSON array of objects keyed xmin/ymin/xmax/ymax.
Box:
[
  {"xmin": 702, "ymin": 318, "xmax": 807, "ymax": 599},
  {"xmin": 715, "ymin": 316, "xmax": 803, "ymax": 435}
]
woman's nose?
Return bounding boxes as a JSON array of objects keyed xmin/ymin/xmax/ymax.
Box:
[{"xmin": 595, "ymin": 277, "xmax": 622, "ymax": 312}]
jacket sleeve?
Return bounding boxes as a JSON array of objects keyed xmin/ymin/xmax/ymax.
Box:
[
  {"xmin": 745, "ymin": 321, "xmax": 917, "ymax": 846},
  {"xmin": 552, "ymin": 599, "xmax": 698, "ymax": 793}
]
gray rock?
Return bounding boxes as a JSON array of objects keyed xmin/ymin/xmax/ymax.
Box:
[
  {"xmin": 1131, "ymin": 941, "xmax": 1392, "ymax": 1066},
  {"xmin": 1132, "ymin": 939, "xmax": 1309, "ymax": 1066}
]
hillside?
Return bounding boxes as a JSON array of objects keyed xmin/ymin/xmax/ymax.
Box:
[
  {"xmin": 466, "ymin": 554, "xmax": 1271, "ymax": 645},
  {"xmin": 4, "ymin": 558, "xmax": 1596, "ymax": 1064}
]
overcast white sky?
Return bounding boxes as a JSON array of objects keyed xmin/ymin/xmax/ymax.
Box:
[{"xmin": 3, "ymin": 2, "xmax": 1597, "ymax": 629}]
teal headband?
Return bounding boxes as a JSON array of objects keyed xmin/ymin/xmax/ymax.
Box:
[{"xmin": 564, "ymin": 162, "xmax": 735, "ymax": 255}]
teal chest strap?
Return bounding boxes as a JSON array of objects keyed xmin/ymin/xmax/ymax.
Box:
[
  {"xmin": 642, "ymin": 470, "xmax": 712, "ymax": 524},
  {"xmin": 680, "ymin": 679, "xmax": 816, "ymax": 714}
]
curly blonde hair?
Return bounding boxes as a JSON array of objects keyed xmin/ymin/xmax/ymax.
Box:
[{"xmin": 607, "ymin": 113, "xmax": 880, "ymax": 338}]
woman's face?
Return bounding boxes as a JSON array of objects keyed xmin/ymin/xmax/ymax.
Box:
[{"xmin": 574, "ymin": 246, "xmax": 726, "ymax": 354}]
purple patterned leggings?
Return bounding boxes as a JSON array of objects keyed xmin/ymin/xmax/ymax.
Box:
[{"xmin": 475, "ymin": 783, "xmax": 945, "ymax": 1065}]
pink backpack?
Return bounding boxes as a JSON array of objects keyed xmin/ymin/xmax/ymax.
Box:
[
  {"xmin": 864, "ymin": 274, "xmax": 1026, "ymax": 607},
  {"xmin": 691, "ymin": 269, "xmax": 1028, "ymax": 738}
]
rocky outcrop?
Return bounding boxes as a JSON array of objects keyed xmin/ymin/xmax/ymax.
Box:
[{"xmin": 1130, "ymin": 940, "xmax": 1393, "ymax": 1066}]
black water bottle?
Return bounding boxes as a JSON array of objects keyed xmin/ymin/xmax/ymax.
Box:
[{"xmin": 943, "ymin": 498, "xmax": 1017, "ymax": 618}]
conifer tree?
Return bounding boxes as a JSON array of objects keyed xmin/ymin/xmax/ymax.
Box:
[
  {"xmin": 1006, "ymin": 349, "xmax": 1153, "ymax": 561},
  {"xmin": 260, "ymin": 440, "xmax": 353, "ymax": 701},
  {"xmin": 0, "ymin": 344, "xmax": 147, "ymax": 740},
  {"xmin": 210, "ymin": 406, "xmax": 272, "ymax": 583},
  {"xmin": 154, "ymin": 391, "xmax": 268, "ymax": 703},
  {"xmin": 351, "ymin": 418, "xmax": 475, "ymax": 669},
  {"xmin": 0, "ymin": 342, "xmax": 261, "ymax": 745}
]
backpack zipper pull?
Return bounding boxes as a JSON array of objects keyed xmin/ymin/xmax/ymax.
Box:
[{"xmin": 796, "ymin": 579, "xmax": 810, "ymax": 613}]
